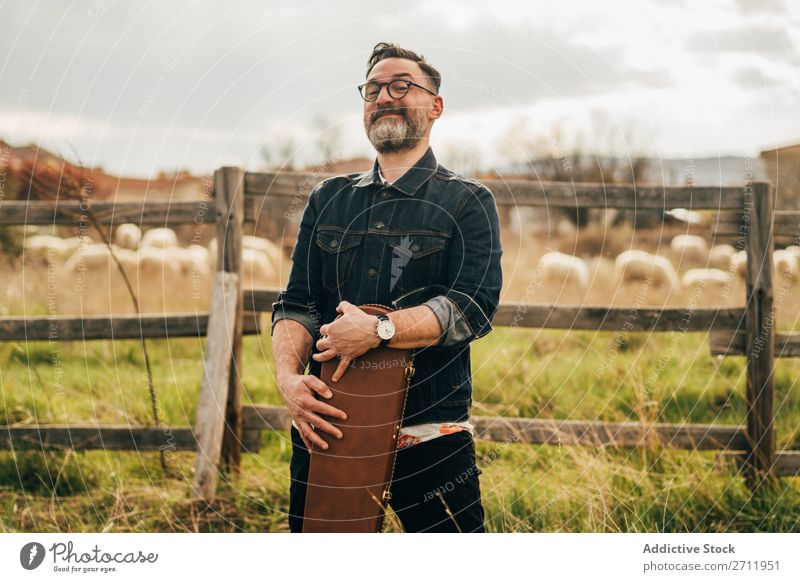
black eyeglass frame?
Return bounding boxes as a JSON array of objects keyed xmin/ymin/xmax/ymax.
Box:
[{"xmin": 357, "ymin": 79, "xmax": 438, "ymax": 102}]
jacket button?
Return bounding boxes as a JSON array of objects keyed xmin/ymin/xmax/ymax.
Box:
[
  {"xmin": 330, "ymin": 239, "xmax": 339, "ymax": 248},
  {"xmin": 381, "ymin": 191, "xmax": 391, "ymax": 199},
  {"xmin": 410, "ymin": 243, "xmax": 419, "ymax": 252},
  {"xmin": 374, "ymin": 221, "xmax": 385, "ymax": 229},
  {"xmin": 367, "ymin": 267, "xmax": 377, "ymax": 277}
]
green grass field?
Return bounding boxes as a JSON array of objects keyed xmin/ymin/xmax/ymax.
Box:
[{"xmin": 2, "ymin": 325, "xmax": 800, "ymax": 533}]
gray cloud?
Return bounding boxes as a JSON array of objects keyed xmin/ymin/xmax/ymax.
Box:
[
  {"xmin": 1, "ymin": 0, "xmax": 797, "ymax": 175},
  {"xmin": 732, "ymin": 64, "xmax": 783, "ymax": 88},
  {"xmin": 685, "ymin": 24, "xmax": 794, "ymax": 55}
]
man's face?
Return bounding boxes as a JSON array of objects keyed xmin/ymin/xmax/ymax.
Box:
[{"xmin": 362, "ymin": 58, "xmax": 440, "ymax": 154}]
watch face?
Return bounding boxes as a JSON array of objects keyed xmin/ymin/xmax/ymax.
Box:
[{"xmin": 377, "ymin": 319, "xmax": 395, "ymax": 340}]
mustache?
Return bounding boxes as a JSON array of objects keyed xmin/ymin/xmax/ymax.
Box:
[{"xmin": 371, "ymin": 107, "xmax": 407, "ymax": 123}]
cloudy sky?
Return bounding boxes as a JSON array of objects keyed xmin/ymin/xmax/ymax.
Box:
[{"xmin": 1, "ymin": 0, "xmax": 798, "ymax": 177}]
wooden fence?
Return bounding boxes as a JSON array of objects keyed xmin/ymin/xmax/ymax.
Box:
[{"xmin": 1, "ymin": 168, "xmax": 798, "ymax": 504}]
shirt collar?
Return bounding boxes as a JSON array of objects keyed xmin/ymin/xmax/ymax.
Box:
[{"xmin": 353, "ymin": 146, "xmax": 438, "ymax": 196}]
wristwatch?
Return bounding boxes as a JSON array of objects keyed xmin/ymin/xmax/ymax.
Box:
[{"xmin": 375, "ymin": 314, "xmax": 396, "ymax": 347}]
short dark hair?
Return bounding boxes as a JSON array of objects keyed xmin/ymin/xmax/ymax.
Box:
[{"xmin": 365, "ymin": 42, "xmax": 441, "ymax": 94}]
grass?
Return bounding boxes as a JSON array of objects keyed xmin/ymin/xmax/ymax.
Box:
[
  {"xmin": 2, "ymin": 232, "xmax": 800, "ymax": 532},
  {"xmin": 1, "ymin": 327, "xmax": 800, "ymax": 533}
]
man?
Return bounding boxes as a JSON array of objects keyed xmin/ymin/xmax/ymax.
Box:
[{"xmin": 271, "ymin": 42, "xmax": 503, "ymax": 532}]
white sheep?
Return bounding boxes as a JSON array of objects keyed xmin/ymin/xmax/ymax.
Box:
[
  {"xmin": 140, "ymin": 227, "xmax": 178, "ymax": 249},
  {"xmin": 536, "ymin": 251, "xmax": 589, "ymax": 290},
  {"xmin": 242, "ymin": 247, "xmax": 279, "ymax": 288},
  {"xmin": 729, "ymin": 249, "xmax": 797, "ymax": 281},
  {"xmin": 136, "ymin": 246, "xmax": 183, "ymax": 284},
  {"xmin": 61, "ymin": 235, "xmax": 93, "ymax": 257},
  {"xmin": 730, "ymin": 250, "xmax": 748, "ymax": 278},
  {"xmin": 614, "ymin": 250, "xmax": 678, "ymax": 288},
  {"xmin": 177, "ymin": 245, "xmax": 211, "ymax": 278},
  {"xmin": 24, "ymin": 235, "xmax": 73, "ymax": 264},
  {"xmin": 774, "ymin": 249, "xmax": 798, "ymax": 281},
  {"xmin": 207, "ymin": 236, "xmax": 284, "ymax": 274},
  {"xmin": 243, "ymin": 235, "xmax": 283, "ymax": 270},
  {"xmin": 63, "ymin": 244, "xmax": 137, "ymax": 285},
  {"xmin": 682, "ymin": 268, "xmax": 732, "ymax": 291},
  {"xmin": 114, "ymin": 223, "xmax": 142, "ymax": 250},
  {"xmin": 670, "ymin": 234, "xmax": 709, "ymax": 268},
  {"xmin": 708, "ymin": 244, "xmax": 736, "ymax": 271},
  {"xmin": 666, "ymin": 208, "xmax": 704, "ymax": 225}
]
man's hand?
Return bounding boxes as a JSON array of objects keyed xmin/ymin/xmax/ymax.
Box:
[
  {"xmin": 313, "ymin": 301, "xmax": 380, "ymax": 382},
  {"xmin": 277, "ymin": 371, "xmax": 347, "ymax": 451}
]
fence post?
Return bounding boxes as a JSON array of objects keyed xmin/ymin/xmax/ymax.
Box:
[
  {"xmin": 743, "ymin": 181, "xmax": 776, "ymax": 488},
  {"xmin": 214, "ymin": 166, "xmax": 245, "ymax": 476},
  {"xmin": 191, "ymin": 271, "xmax": 240, "ymax": 502}
]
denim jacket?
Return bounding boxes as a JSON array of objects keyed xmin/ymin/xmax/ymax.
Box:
[{"xmin": 270, "ymin": 146, "xmax": 503, "ymax": 426}]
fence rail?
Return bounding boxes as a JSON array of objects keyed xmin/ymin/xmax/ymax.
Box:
[
  {"xmin": 0, "ymin": 170, "xmax": 790, "ymax": 502},
  {"xmin": 244, "ymin": 171, "xmax": 749, "ymax": 209}
]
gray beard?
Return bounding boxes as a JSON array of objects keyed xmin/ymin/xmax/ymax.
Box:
[{"xmin": 365, "ymin": 110, "xmax": 425, "ymax": 154}]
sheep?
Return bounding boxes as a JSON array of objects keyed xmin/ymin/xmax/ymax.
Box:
[
  {"xmin": 140, "ymin": 227, "xmax": 178, "ymax": 249},
  {"xmin": 23, "ymin": 235, "xmax": 73, "ymax": 265},
  {"xmin": 670, "ymin": 234, "xmax": 709, "ymax": 268},
  {"xmin": 682, "ymin": 268, "xmax": 732, "ymax": 291},
  {"xmin": 207, "ymin": 236, "xmax": 284, "ymax": 274},
  {"xmin": 136, "ymin": 246, "xmax": 183, "ymax": 284},
  {"xmin": 730, "ymin": 250, "xmax": 748, "ymax": 278},
  {"xmin": 536, "ymin": 251, "xmax": 589, "ymax": 290},
  {"xmin": 61, "ymin": 235, "xmax": 93, "ymax": 257},
  {"xmin": 665, "ymin": 208, "xmax": 704, "ymax": 225},
  {"xmin": 177, "ymin": 245, "xmax": 211, "ymax": 278},
  {"xmin": 243, "ymin": 235, "xmax": 283, "ymax": 270},
  {"xmin": 63, "ymin": 244, "xmax": 138, "ymax": 286},
  {"xmin": 729, "ymin": 249, "xmax": 797, "ymax": 281},
  {"xmin": 114, "ymin": 223, "xmax": 142, "ymax": 250},
  {"xmin": 708, "ymin": 244, "xmax": 736, "ymax": 271},
  {"xmin": 774, "ymin": 249, "xmax": 798, "ymax": 281},
  {"xmin": 241, "ymin": 247, "xmax": 279, "ymax": 288},
  {"xmin": 614, "ymin": 250, "xmax": 678, "ymax": 289}
]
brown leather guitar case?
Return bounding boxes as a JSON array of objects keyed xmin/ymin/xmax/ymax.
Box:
[{"xmin": 302, "ymin": 304, "xmax": 414, "ymax": 533}]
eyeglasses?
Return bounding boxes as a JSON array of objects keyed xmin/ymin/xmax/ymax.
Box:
[{"xmin": 357, "ymin": 79, "xmax": 437, "ymax": 102}]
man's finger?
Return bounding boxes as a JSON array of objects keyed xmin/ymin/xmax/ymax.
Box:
[
  {"xmin": 304, "ymin": 375, "xmax": 332, "ymax": 398},
  {"xmin": 312, "ymin": 348, "xmax": 337, "ymax": 362},
  {"xmin": 298, "ymin": 420, "xmax": 329, "ymax": 450},
  {"xmin": 302, "ymin": 410, "xmax": 344, "ymax": 439},
  {"xmin": 308, "ymin": 397, "xmax": 348, "ymax": 421},
  {"xmin": 295, "ymin": 421, "xmax": 313, "ymax": 450},
  {"xmin": 331, "ymin": 355, "xmax": 351, "ymax": 382}
]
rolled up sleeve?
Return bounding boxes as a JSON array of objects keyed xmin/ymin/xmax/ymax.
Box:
[
  {"xmin": 270, "ymin": 185, "xmax": 324, "ymax": 341},
  {"xmin": 425, "ymin": 185, "xmax": 503, "ymax": 348}
]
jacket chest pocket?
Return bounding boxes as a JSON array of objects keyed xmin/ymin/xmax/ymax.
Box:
[
  {"xmin": 387, "ymin": 234, "xmax": 447, "ymax": 294},
  {"xmin": 315, "ymin": 229, "xmax": 364, "ymax": 293}
]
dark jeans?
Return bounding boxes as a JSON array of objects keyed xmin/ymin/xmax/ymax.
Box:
[{"xmin": 289, "ymin": 425, "xmax": 486, "ymax": 532}]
